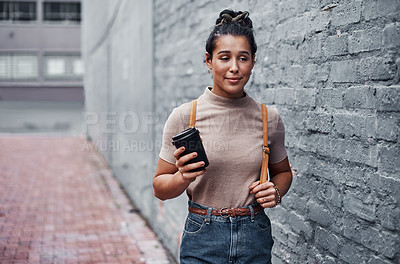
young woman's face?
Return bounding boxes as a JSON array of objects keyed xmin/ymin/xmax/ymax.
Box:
[{"xmin": 206, "ymin": 35, "xmax": 255, "ymax": 99}]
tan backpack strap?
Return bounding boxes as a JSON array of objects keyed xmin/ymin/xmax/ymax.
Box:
[
  {"xmin": 188, "ymin": 100, "xmax": 197, "ymax": 128},
  {"xmin": 260, "ymin": 104, "xmax": 270, "ymax": 184}
]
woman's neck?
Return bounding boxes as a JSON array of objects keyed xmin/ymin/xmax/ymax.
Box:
[{"xmin": 209, "ymin": 86, "xmax": 245, "ymax": 99}]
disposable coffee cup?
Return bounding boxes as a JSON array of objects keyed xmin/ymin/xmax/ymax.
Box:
[{"xmin": 172, "ymin": 127, "xmax": 209, "ymax": 172}]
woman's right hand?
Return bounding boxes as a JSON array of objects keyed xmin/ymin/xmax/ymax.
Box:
[
  {"xmin": 153, "ymin": 147, "xmax": 206, "ymax": 200},
  {"xmin": 174, "ymin": 147, "xmax": 206, "ymax": 183}
]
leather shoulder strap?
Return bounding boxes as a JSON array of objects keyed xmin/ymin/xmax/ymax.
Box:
[
  {"xmin": 261, "ymin": 104, "xmax": 268, "ymax": 148},
  {"xmin": 188, "ymin": 100, "xmax": 197, "ymax": 128},
  {"xmin": 260, "ymin": 104, "xmax": 270, "ymax": 184}
]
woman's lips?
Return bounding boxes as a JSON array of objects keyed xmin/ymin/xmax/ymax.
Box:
[{"xmin": 226, "ymin": 77, "xmax": 242, "ymax": 84}]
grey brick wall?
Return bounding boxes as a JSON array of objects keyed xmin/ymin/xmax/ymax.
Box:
[
  {"xmin": 153, "ymin": 0, "xmax": 399, "ymax": 263},
  {"xmin": 84, "ymin": 0, "xmax": 399, "ymax": 262}
]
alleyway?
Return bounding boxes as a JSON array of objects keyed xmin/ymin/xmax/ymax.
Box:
[{"xmin": 0, "ymin": 136, "xmax": 174, "ymax": 264}]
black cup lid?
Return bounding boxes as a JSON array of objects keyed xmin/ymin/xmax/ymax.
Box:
[{"xmin": 172, "ymin": 127, "xmax": 198, "ymax": 142}]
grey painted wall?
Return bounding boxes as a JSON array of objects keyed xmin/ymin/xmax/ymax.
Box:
[
  {"xmin": 84, "ymin": 0, "xmax": 399, "ymax": 263},
  {"xmin": 82, "ymin": 0, "xmax": 156, "ymax": 225}
]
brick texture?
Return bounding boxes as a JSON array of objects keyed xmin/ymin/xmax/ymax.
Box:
[
  {"xmin": 0, "ymin": 136, "xmax": 172, "ymax": 263},
  {"xmin": 152, "ymin": 0, "xmax": 400, "ymax": 263},
  {"xmin": 84, "ymin": 0, "xmax": 399, "ymax": 262}
]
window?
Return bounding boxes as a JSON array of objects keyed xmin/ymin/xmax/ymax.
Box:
[
  {"xmin": 0, "ymin": 54, "xmax": 38, "ymax": 80},
  {"xmin": 0, "ymin": 56, "xmax": 10, "ymax": 79},
  {"xmin": 72, "ymin": 59, "xmax": 84, "ymax": 75},
  {"xmin": 47, "ymin": 58, "xmax": 65, "ymax": 75},
  {"xmin": 43, "ymin": 2, "xmax": 81, "ymax": 22},
  {"xmin": 0, "ymin": 54, "xmax": 83, "ymax": 81},
  {"xmin": 43, "ymin": 54, "xmax": 84, "ymax": 79},
  {"xmin": 0, "ymin": 1, "xmax": 37, "ymax": 22}
]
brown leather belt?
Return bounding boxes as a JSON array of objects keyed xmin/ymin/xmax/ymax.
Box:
[{"xmin": 189, "ymin": 205, "xmax": 264, "ymax": 218}]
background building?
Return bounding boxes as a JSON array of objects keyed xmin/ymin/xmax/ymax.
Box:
[
  {"xmin": 84, "ymin": 0, "xmax": 400, "ymax": 263},
  {"xmin": 0, "ymin": 0, "xmax": 83, "ymax": 133},
  {"xmin": 0, "ymin": 0, "xmax": 83, "ymax": 100}
]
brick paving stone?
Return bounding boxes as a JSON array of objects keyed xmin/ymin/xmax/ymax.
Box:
[{"xmin": 0, "ymin": 136, "xmax": 175, "ymax": 264}]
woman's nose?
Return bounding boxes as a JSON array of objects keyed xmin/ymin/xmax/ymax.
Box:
[{"xmin": 229, "ymin": 60, "xmax": 239, "ymax": 73}]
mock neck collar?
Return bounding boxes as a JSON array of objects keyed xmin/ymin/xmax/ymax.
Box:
[{"xmin": 202, "ymin": 87, "xmax": 250, "ymax": 108}]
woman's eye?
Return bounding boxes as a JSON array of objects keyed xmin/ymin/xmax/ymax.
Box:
[
  {"xmin": 220, "ymin": 57, "xmax": 229, "ymax": 61},
  {"xmin": 239, "ymin": 57, "xmax": 248, "ymax": 61}
]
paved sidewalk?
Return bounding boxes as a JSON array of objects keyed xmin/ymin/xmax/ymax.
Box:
[{"xmin": 0, "ymin": 135, "xmax": 174, "ymax": 264}]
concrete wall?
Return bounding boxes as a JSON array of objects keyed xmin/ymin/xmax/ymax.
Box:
[
  {"xmin": 84, "ymin": 0, "xmax": 399, "ymax": 262},
  {"xmin": 82, "ymin": 0, "xmax": 155, "ymax": 220}
]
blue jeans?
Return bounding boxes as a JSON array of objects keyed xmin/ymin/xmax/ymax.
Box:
[{"xmin": 180, "ymin": 201, "xmax": 274, "ymax": 264}]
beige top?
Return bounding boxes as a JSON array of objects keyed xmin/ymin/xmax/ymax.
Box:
[{"xmin": 159, "ymin": 87, "xmax": 288, "ymax": 208}]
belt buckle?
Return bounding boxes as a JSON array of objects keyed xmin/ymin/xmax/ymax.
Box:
[{"xmin": 219, "ymin": 207, "xmax": 230, "ymax": 218}]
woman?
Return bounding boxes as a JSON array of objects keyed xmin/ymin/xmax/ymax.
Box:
[{"xmin": 153, "ymin": 9, "xmax": 292, "ymax": 263}]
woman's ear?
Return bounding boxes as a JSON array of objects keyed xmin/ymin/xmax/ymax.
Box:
[
  {"xmin": 251, "ymin": 55, "xmax": 256, "ymax": 68},
  {"xmin": 205, "ymin": 52, "xmax": 212, "ymax": 69}
]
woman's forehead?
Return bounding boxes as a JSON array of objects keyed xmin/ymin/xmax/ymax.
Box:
[{"xmin": 213, "ymin": 35, "xmax": 252, "ymax": 53}]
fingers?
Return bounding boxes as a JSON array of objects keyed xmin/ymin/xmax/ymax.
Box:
[
  {"xmin": 173, "ymin": 147, "xmax": 186, "ymax": 160},
  {"xmin": 174, "ymin": 147, "xmax": 201, "ymax": 168},
  {"xmin": 177, "ymin": 161, "xmax": 206, "ymax": 183},
  {"xmin": 248, "ymin": 181, "xmax": 260, "ymax": 190},
  {"xmin": 256, "ymin": 191, "xmax": 277, "ymax": 208},
  {"xmin": 178, "ymin": 161, "xmax": 206, "ymax": 174},
  {"xmin": 249, "ymin": 181, "xmax": 274, "ymax": 194},
  {"xmin": 173, "ymin": 147, "xmax": 206, "ymax": 182},
  {"xmin": 253, "ymin": 189, "xmax": 274, "ymax": 199},
  {"xmin": 255, "ymin": 189, "xmax": 275, "ymax": 203},
  {"xmin": 258, "ymin": 198, "xmax": 277, "ymax": 208},
  {"xmin": 250, "ymin": 181, "xmax": 277, "ymax": 208},
  {"xmin": 176, "ymin": 151, "xmax": 199, "ymax": 168},
  {"xmin": 178, "ymin": 167, "xmax": 206, "ymax": 183}
]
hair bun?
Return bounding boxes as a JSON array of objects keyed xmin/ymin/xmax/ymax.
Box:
[{"xmin": 215, "ymin": 9, "xmax": 253, "ymax": 29}]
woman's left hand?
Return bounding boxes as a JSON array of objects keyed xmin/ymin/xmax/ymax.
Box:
[{"xmin": 249, "ymin": 181, "xmax": 277, "ymax": 208}]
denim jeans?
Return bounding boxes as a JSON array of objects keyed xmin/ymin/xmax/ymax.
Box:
[{"xmin": 180, "ymin": 201, "xmax": 274, "ymax": 264}]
